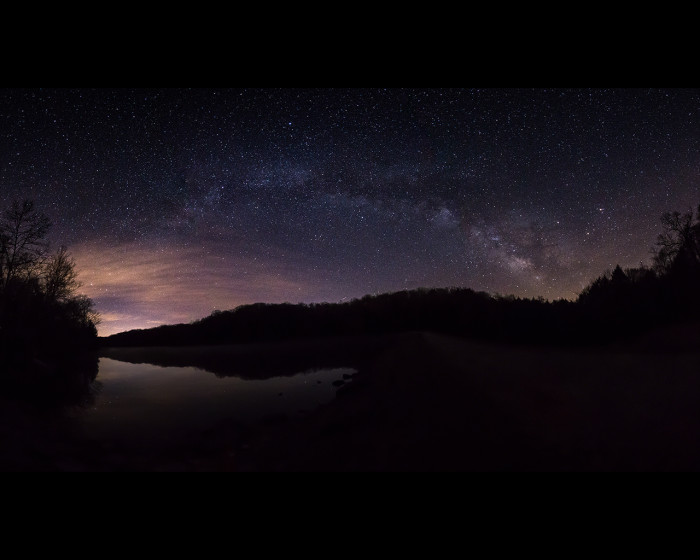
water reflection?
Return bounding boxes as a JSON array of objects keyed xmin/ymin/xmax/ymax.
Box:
[
  {"xmin": 76, "ymin": 358, "xmax": 357, "ymax": 446},
  {"xmin": 98, "ymin": 335, "xmax": 388, "ymax": 380}
]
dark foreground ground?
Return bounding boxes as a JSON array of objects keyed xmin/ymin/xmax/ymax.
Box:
[{"xmin": 3, "ymin": 323, "xmax": 700, "ymax": 471}]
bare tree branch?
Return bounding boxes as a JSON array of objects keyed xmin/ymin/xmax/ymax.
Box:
[
  {"xmin": 0, "ymin": 200, "xmax": 51, "ymax": 288},
  {"xmin": 42, "ymin": 246, "xmax": 80, "ymax": 301}
]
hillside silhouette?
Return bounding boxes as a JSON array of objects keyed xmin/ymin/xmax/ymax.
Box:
[
  {"xmin": 5, "ymin": 201, "xmax": 700, "ymax": 471},
  {"xmin": 5, "ymin": 198, "xmax": 700, "ymax": 399},
  {"xmin": 103, "ymin": 205, "xmax": 700, "ymax": 350}
]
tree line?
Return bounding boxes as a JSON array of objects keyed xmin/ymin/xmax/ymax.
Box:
[
  {"xmin": 0, "ymin": 200, "xmax": 99, "ymax": 403},
  {"xmin": 105, "ymin": 203, "xmax": 700, "ymax": 349},
  {"xmin": 4, "ymin": 196, "xmax": 699, "ymax": 380},
  {"xmin": 577, "ymin": 205, "xmax": 700, "ymax": 332}
]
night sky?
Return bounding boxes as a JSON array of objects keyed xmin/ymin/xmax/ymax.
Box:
[{"xmin": 1, "ymin": 88, "xmax": 699, "ymax": 336}]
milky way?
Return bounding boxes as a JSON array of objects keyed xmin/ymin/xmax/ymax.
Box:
[{"xmin": 1, "ymin": 88, "xmax": 699, "ymax": 335}]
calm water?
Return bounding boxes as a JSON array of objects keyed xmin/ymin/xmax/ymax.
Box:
[{"xmin": 74, "ymin": 357, "xmax": 356, "ymax": 446}]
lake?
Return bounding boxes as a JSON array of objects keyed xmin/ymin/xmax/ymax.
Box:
[{"xmin": 72, "ymin": 356, "xmax": 357, "ymax": 448}]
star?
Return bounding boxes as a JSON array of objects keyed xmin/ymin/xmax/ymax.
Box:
[{"xmin": 0, "ymin": 88, "xmax": 698, "ymax": 335}]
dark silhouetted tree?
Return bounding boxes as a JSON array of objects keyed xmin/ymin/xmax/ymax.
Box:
[
  {"xmin": 652, "ymin": 206, "xmax": 700, "ymax": 274},
  {"xmin": 610, "ymin": 264, "xmax": 628, "ymax": 284},
  {"xmin": 42, "ymin": 246, "xmax": 80, "ymax": 302},
  {"xmin": 0, "ymin": 200, "xmax": 99, "ymax": 403},
  {"xmin": 0, "ymin": 199, "xmax": 51, "ymax": 290}
]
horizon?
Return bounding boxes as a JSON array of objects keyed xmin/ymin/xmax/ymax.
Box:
[
  {"xmin": 97, "ymin": 283, "xmax": 583, "ymax": 338},
  {"xmin": 2, "ymin": 88, "xmax": 698, "ymax": 337}
]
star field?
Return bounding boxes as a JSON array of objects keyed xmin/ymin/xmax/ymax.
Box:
[{"xmin": 1, "ymin": 88, "xmax": 699, "ymax": 335}]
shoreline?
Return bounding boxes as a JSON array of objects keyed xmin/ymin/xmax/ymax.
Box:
[{"xmin": 3, "ymin": 326, "xmax": 700, "ymax": 471}]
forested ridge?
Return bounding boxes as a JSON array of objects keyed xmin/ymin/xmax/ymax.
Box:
[{"xmin": 104, "ymin": 205, "xmax": 700, "ymax": 348}]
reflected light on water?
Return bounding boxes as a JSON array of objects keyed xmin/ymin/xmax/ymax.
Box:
[{"xmin": 76, "ymin": 358, "xmax": 356, "ymax": 446}]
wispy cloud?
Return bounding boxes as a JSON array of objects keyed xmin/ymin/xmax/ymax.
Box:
[{"xmin": 71, "ymin": 241, "xmax": 315, "ymax": 336}]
